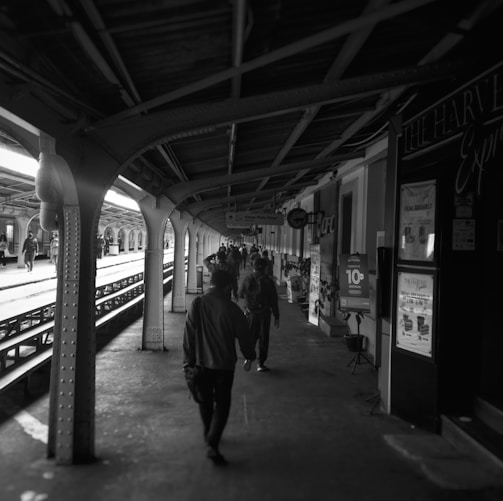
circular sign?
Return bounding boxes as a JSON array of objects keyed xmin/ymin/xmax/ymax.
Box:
[{"xmin": 287, "ymin": 208, "xmax": 308, "ymax": 229}]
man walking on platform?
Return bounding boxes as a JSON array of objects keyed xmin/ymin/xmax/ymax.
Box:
[
  {"xmin": 238, "ymin": 257, "xmax": 280, "ymax": 372},
  {"xmin": 183, "ymin": 270, "xmax": 256, "ymax": 466},
  {"xmin": 22, "ymin": 231, "xmax": 39, "ymax": 272}
]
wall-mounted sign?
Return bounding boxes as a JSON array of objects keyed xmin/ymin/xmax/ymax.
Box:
[
  {"xmin": 339, "ymin": 254, "xmax": 370, "ymax": 312},
  {"xmin": 287, "ymin": 208, "xmax": 308, "ymax": 229},
  {"xmin": 402, "ymin": 62, "xmax": 503, "ymax": 198},
  {"xmin": 452, "ymin": 219, "xmax": 475, "ymax": 250},
  {"xmin": 396, "ymin": 271, "xmax": 434, "ymax": 358},
  {"xmin": 316, "ymin": 213, "xmax": 336, "ymax": 238},
  {"xmin": 225, "ymin": 211, "xmax": 284, "ymax": 228},
  {"xmin": 308, "ymin": 244, "xmax": 320, "ymax": 326},
  {"xmin": 398, "ymin": 180, "xmax": 436, "ymax": 262}
]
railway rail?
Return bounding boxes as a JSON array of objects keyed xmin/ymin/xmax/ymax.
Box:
[{"xmin": 0, "ymin": 260, "xmax": 178, "ymax": 393}]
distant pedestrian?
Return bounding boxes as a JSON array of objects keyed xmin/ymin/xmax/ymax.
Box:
[
  {"xmin": 0, "ymin": 232, "xmax": 7, "ymax": 268},
  {"xmin": 183, "ymin": 270, "xmax": 256, "ymax": 466},
  {"xmin": 249, "ymin": 244, "xmax": 259, "ymax": 268},
  {"xmin": 22, "ymin": 231, "xmax": 39, "ymax": 272},
  {"xmin": 227, "ymin": 245, "xmax": 241, "ymax": 279},
  {"xmin": 240, "ymin": 244, "xmax": 248, "ymax": 270},
  {"xmin": 261, "ymin": 250, "xmax": 274, "ymax": 277},
  {"xmin": 97, "ymin": 234, "xmax": 105, "ymax": 259},
  {"xmin": 49, "ymin": 232, "xmax": 59, "ymax": 272},
  {"xmin": 238, "ymin": 257, "xmax": 280, "ymax": 372}
]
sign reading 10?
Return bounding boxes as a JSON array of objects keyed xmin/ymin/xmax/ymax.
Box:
[{"xmin": 345, "ymin": 268, "xmax": 365, "ymax": 285}]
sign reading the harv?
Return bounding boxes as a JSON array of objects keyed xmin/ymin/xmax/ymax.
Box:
[{"xmin": 225, "ymin": 211, "xmax": 284, "ymax": 228}]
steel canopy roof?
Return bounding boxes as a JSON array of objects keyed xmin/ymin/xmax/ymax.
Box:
[{"xmin": 0, "ymin": 0, "xmax": 500, "ymax": 236}]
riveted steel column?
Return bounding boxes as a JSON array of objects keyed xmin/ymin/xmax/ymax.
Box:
[
  {"xmin": 14, "ymin": 216, "xmax": 30, "ymax": 268},
  {"xmin": 197, "ymin": 228, "xmax": 205, "ymax": 265},
  {"xmin": 170, "ymin": 212, "xmax": 191, "ymax": 312},
  {"xmin": 186, "ymin": 221, "xmax": 200, "ymax": 294},
  {"xmin": 142, "ymin": 218, "xmax": 164, "ymax": 351},
  {"xmin": 53, "ymin": 205, "xmax": 81, "ymax": 464}
]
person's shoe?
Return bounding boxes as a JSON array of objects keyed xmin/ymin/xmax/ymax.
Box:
[
  {"xmin": 207, "ymin": 447, "xmax": 228, "ymax": 466},
  {"xmin": 257, "ymin": 364, "xmax": 270, "ymax": 372}
]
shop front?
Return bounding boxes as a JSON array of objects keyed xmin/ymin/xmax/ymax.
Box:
[{"xmin": 390, "ymin": 61, "xmax": 503, "ymax": 431}]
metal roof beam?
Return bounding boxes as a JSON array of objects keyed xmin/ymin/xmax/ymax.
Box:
[
  {"xmin": 92, "ymin": 0, "xmax": 437, "ymax": 128},
  {"xmin": 166, "ymin": 153, "xmax": 361, "ymax": 206},
  {"xmin": 185, "ymin": 180, "xmax": 317, "ymax": 218},
  {"xmin": 253, "ymin": 0, "xmax": 391, "ymax": 196},
  {"xmin": 114, "ymin": 60, "xmax": 463, "ymax": 165}
]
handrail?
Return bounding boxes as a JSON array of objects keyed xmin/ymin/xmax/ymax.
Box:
[{"xmin": 0, "ymin": 259, "xmax": 180, "ymax": 392}]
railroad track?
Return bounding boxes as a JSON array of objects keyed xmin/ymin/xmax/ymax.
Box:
[{"xmin": 0, "ymin": 260, "xmax": 178, "ymax": 393}]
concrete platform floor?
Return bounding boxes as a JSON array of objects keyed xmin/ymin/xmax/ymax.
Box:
[{"xmin": 1, "ymin": 273, "xmax": 503, "ymax": 501}]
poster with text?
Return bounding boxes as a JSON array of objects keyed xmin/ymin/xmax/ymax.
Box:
[
  {"xmin": 396, "ymin": 271, "xmax": 434, "ymax": 358},
  {"xmin": 308, "ymin": 244, "xmax": 321, "ymax": 325},
  {"xmin": 398, "ymin": 180, "xmax": 436, "ymax": 262},
  {"xmin": 339, "ymin": 254, "xmax": 370, "ymax": 312}
]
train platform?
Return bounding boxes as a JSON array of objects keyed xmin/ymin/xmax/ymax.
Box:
[
  {"xmin": 1, "ymin": 272, "xmax": 503, "ymax": 501},
  {"xmin": 0, "ymin": 251, "xmax": 146, "ymax": 292}
]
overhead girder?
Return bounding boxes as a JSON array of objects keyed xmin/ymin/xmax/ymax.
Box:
[
  {"xmin": 92, "ymin": 0, "xmax": 436, "ymax": 129},
  {"xmin": 165, "ymin": 153, "xmax": 361, "ymax": 207},
  {"xmin": 183, "ymin": 180, "xmax": 317, "ymax": 219},
  {"xmin": 194, "ymin": 193, "xmax": 293, "ymax": 223},
  {"xmin": 96, "ymin": 59, "xmax": 466, "ymax": 170}
]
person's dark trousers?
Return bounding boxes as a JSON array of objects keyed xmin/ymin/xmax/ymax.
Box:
[
  {"xmin": 0, "ymin": 250, "xmax": 5, "ymax": 266},
  {"xmin": 247, "ymin": 310, "xmax": 271, "ymax": 365},
  {"xmin": 198, "ymin": 369, "xmax": 234, "ymax": 451}
]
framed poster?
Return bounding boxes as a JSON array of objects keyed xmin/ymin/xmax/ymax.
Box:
[
  {"xmin": 339, "ymin": 254, "xmax": 370, "ymax": 312},
  {"xmin": 395, "ymin": 270, "xmax": 435, "ymax": 358},
  {"xmin": 308, "ymin": 244, "xmax": 320, "ymax": 326},
  {"xmin": 398, "ymin": 180, "xmax": 436, "ymax": 262}
]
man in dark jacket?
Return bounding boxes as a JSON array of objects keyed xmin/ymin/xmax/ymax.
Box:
[
  {"xmin": 203, "ymin": 251, "xmax": 238, "ymax": 300},
  {"xmin": 183, "ymin": 270, "xmax": 256, "ymax": 465},
  {"xmin": 238, "ymin": 257, "xmax": 280, "ymax": 372}
]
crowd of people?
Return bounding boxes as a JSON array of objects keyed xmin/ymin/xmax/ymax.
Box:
[{"xmin": 184, "ymin": 242, "xmax": 280, "ymax": 466}]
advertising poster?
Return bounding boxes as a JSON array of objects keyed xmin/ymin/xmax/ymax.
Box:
[
  {"xmin": 396, "ymin": 271, "xmax": 434, "ymax": 358},
  {"xmin": 308, "ymin": 244, "xmax": 320, "ymax": 325},
  {"xmin": 286, "ymin": 275, "xmax": 302, "ymax": 304},
  {"xmin": 452, "ymin": 219, "xmax": 475, "ymax": 250},
  {"xmin": 398, "ymin": 181, "xmax": 436, "ymax": 262},
  {"xmin": 339, "ymin": 254, "xmax": 370, "ymax": 312}
]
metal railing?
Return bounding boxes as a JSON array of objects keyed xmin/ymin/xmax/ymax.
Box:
[{"xmin": 0, "ymin": 260, "xmax": 178, "ymax": 393}]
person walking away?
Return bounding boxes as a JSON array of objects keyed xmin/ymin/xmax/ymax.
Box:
[
  {"xmin": 261, "ymin": 250, "xmax": 274, "ymax": 277},
  {"xmin": 183, "ymin": 270, "xmax": 256, "ymax": 465},
  {"xmin": 203, "ymin": 251, "xmax": 238, "ymax": 300},
  {"xmin": 240, "ymin": 244, "xmax": 248, "ymax": 270},
  {"xmin": 249, "ymin": 244, "xmax": 259, "ymax": 269},
  {"xmin": 0, "ymin": 232, "xmax": 7, "ymax": 268},
  {"xmin": 238, "ymin": 257, "xmax": 280, "ymax": 372},
  {"xmin": 22, "ymin": 231, "xmax": 39, "ymax": 272},
  {"xmin": 228, "ymin": 245, "xmax": 241, "ymax": 279},
  {"xmin": 49, "ymin": 233, "xmax": 59, "ymax": 272}
]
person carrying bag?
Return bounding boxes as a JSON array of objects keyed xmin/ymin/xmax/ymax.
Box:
[{"xmin": 183, "ymin": 270, "xmax": 256, "ymax": 466}]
